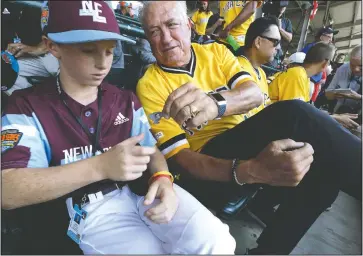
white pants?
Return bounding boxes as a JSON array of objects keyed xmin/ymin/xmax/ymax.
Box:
[
  {"xmin": 5, "ymin": 53, "xmax": 59, "ymax": 96},
  {"xmin": 66, "ymin": 184, "xmax": 236, "ymax": 254}
]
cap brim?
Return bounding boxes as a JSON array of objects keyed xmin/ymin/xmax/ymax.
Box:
[
  {"xmin": 333, "ymin": 30, "xmax": 339, "ymax": 35},
  {"xmin": 47, "ymin": 30, "xmax": 136, "ymax": 44}
]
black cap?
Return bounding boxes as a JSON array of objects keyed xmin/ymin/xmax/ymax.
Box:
[{"xmin": 317, "ymin": 27, "xmax": 339, "ymax": 37}]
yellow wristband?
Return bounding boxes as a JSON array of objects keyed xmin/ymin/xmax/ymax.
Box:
[{"xmin": 149, "ymin": 171, "xmax": 174, "ymax": 185}]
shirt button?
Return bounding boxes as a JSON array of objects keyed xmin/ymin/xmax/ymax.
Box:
[
  {"xmin": 85, "ymin": 111, "xmax": 92, "ymax": 117},
  {"xmin": 89, "ymin": 127, "xmax": 95, "ymax": 134}
]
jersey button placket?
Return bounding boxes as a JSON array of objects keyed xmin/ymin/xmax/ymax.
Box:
[{"xmin": 85, "ymin": 110, "xmax": 92, "ymax": 117}]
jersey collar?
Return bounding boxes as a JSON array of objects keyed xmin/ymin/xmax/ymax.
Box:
[
  {"xmin": 158, "ymin": 46, "xmax": 196, "ymax": 77},
  {"xmin": 240, "ymin": 54, "xmax": 261, "ymax": 80}
]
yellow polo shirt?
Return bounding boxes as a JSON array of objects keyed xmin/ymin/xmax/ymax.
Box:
[
  {"xmin": 191, "ymin": 10, "xmax": 213, "ymax": 35},
  {"xmin": 219, "ymin": 0, "xmax": 263, "ymax": 46},
  {"xmin": 237, "ymin": 55, "xmax": 271, "ymax": 117},
  {"xmin": 269, "ymin": 67, "xmax": 311, "ymax": 102},
  {"xmin": 136, "ymin": 43, "xmax": 257, "ymax": 159}
]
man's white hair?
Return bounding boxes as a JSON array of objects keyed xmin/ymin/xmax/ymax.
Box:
[
  {"xmin": 350, "ymin": 45, "xmax": 362, "ymax": 59},
  {"xmin": 139, "ymin": 1, "xmax": 189, "ymax": 29}
]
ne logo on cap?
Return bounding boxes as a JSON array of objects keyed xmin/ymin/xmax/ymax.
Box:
[{"xmin": 79, "ymin": 1, "xmax": 106, "ymax": 23}]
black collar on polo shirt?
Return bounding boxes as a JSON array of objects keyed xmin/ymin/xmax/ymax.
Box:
[{"xmin": 158, "ymin": 46, "xmax": 197, "ymax": 77}]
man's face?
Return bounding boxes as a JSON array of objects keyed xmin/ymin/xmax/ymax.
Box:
[
  {"xmin": 350, "ymin": 57, "xmax": 362, "ymax": 77},
  {"xmin": 55, "ymin": 40, "xmax": 116, "ymax": 87},
  {"xmin": 336, "ymin": 54, "xmax": 345, "ymax": 63},
  {"xmin": 201, "ymin": 2, "xmax": 208, "ymax": 11},
  {"xmin": 256, "ymin": 25, "xmax": 281, "ymax": 63},
  {"xmin": 320, "ymin": 33, "xmax": 333, "ymax": 43},
  {"xmin": 144, "ymin": 2, "xmax": 191, "ymax": 67}
]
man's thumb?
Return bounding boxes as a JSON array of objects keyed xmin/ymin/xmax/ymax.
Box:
[
  {"xmin": 144, "ymin": 185, "xmax": 158, "ymax": 205},
  {"xmin": 278, "ymin": 139, "xmax": 305, "ymax": 151}
]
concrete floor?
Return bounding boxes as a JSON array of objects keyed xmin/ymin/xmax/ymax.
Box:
[{"xmin": 223, "ymin": 192, "xmax": 362, "ymax": 255}]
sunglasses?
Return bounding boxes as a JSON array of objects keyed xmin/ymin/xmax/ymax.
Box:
[{"xmin": 259, "ymin": 35, "xmax": 281, "ymax": 47}]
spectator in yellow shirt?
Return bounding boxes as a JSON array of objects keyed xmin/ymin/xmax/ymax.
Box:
[
  {"xmin": 218, "ymin": 1, "xmax": 263, "ymax": 47},
  {"xmin": 269, "ymin": 43, "xmax": 359, "ymax": 131},
  {"xmin": 266, "ymin": 52, "xmax": 306, "ymax": 85},
  {"xmin": 269, "ymin": 42, "xmax": 335, "ymax": 103},
  {"xmin": 191, "ymin": 1, "xmax": 213, "ymax": 36}
]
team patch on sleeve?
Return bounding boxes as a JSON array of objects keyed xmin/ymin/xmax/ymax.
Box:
[{"xmin": 1, "ymin": 129, "xmax": 23, "ymax": 153}]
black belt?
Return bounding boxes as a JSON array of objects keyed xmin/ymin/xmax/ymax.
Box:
[{"xmin": 72, "ymin": 182, "xmax": 125, "ymax": 208}]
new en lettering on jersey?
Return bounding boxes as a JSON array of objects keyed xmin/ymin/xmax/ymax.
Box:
[{"xmin": 62, "ymin": 145, "xmax": 111, "ymax": 165}]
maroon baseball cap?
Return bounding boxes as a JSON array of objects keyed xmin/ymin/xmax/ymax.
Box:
[{"xmin": 44, "ymin": 1, "xmax": 133, "ymax": 44}]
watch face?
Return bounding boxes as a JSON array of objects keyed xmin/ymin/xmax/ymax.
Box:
[{"xmin": 211, "ymin": 93, "xmax": 225, "ymax": 102}]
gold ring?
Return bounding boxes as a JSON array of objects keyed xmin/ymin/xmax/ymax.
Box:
[{"xmin": 189, "ymin": 105, "xmax": 199, "ymax": 117}]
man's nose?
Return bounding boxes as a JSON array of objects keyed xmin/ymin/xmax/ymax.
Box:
[{"xmin": 161, "ymin": 29, "xmax": 173, "ymax": 44}]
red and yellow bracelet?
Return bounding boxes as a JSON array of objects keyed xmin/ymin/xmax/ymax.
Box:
[{"xmin": 148, "ymin": 171, "xmax": 174, "ymax": 185}]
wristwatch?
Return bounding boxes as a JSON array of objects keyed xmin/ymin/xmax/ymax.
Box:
[{"xmin": 208, "ymin": 92, "xmax": 227, "ymax": 120}]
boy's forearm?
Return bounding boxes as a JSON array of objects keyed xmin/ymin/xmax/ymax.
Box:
[
  {"xmin": 2, "ymin": 156, "xmax": 104, "ymax": 210},
  {"xmin": 148, "ymin": 147, "xmax": 169, "ymax": 175}
]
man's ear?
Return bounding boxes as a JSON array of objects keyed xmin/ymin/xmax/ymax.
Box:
[
  {"xmin": 42, "ymin": 36, "xmax": 61, "ymax": 59},
  {"xmin": 254, "ymin": 37, "xmax": 261, "ymax": 50},
  {"xmin": 322, "ymin": 60, "xmax": 329, "ymax": 70}
]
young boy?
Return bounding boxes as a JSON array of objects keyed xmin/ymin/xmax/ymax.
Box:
[{"xmin": 1, "ymin": 1, "xmax": 235, "ymax": 254}]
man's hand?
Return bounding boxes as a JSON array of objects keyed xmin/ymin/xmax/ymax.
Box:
[
  {"xmin": 162, "ymin": 82, "xmax": 218, "ymax": 129},
  {"xmin": 6, "ymin": 43, "xmax": 48, "ymax": 58},
  {"xmin": 97, "ymin": 133, "xmax": 156, "ymax": 181},
  {"xmin": 144, "ymin": 177, "xmax": 179, "ymax": 224},
  {"xmin": 216, "ymin": 18, "xmax": 224, "ymax": 27},
  {"xmin": 335, "ymin": 90, "xmax": 362, "ymax": 100},
  {"xmin": 277, "ymin": 19, "xmax": 282, "ymax": 29},
  {"xmin": 219, "ymin": 26, "xmax": 231, "ymax": 39},
  {"xmin": 243, "ymin": 139, "xmax": 314, "ymax": 187},
  {"xmin": 332, "ymin": 113, "xmax": 359, "ymax": 130}
]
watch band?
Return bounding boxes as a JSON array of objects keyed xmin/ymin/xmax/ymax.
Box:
[
  {"xmin": 216, "ymin": 102, "xmax": 226, "ymax": 119},
  {"xmin": 208, "ymin": 92, "xmax": 227, "ymax": 119},
  {"xmin": 232, "ymin": 158, "xmax": 245, "ymax": 186}
]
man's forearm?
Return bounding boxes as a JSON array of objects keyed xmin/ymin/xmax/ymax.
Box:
[
  {"xmin": 2, "ymin": 156, "xmax": 104, "ymax": 210},
  {"xmin": 206, "ymin": 23, "xmax": 219, "ymax": 35},
  {"xmin": 169, "ymin": 149, "xmax": 252, "ymax": 182},
  {"xmin": 28, "ymin": 41, "xmax": 48, "ymax": 56},
  {"xmin": 221, "ymin": 81, "xmax": 263, "ymax": 116},
  {"xmin": 227, "ymin": 2, "xmax": 256, "ymax": 30},
  {"xmin": 169, "ymin": 149, "xmax": 233, "ymax": 181},
  {"xmin": 279, "ymin": 28, "xmax": 292, "ymax": 42}
]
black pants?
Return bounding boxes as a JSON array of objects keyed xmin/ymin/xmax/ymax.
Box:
[{"xmin": 177, "ymin": 100, "xmax": 361, "ymax": 254}]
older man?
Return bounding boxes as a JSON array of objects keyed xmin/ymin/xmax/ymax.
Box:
[
  {"xmin": 326, "ymin": 45, "xmax": 362, "ymax": 115},
  {"xmin": 136, "ymin": 2, "xmax": 361, "ymax": 254}
]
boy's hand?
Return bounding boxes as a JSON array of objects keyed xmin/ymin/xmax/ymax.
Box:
[{"xmin": 143, "ymin": 177, "xmax": 179, "ymax": 224}]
